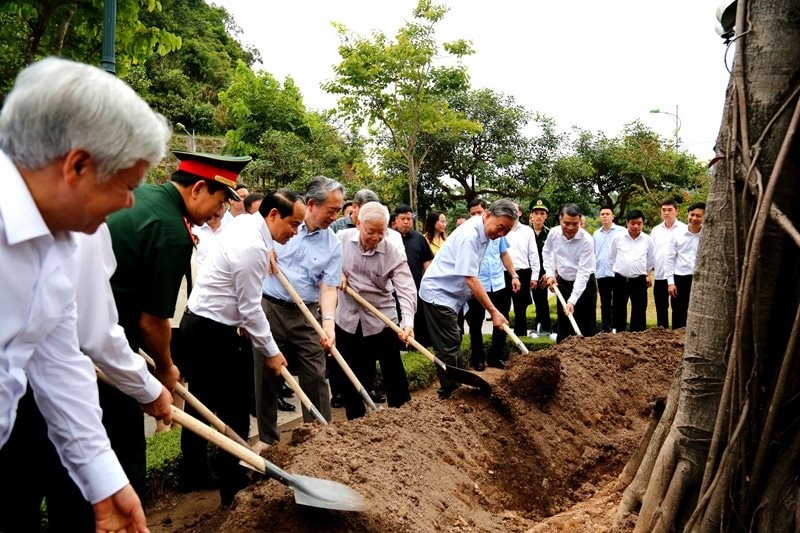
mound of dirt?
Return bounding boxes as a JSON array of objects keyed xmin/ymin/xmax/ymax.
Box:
[{"xmin": 184, "ymin": 329, "xmax": 684, "ymax": 532}]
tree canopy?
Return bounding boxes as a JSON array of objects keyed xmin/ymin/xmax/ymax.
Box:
[{"xmin": 324, "ymin": 0, "xmax": 479, "ymax": 214}]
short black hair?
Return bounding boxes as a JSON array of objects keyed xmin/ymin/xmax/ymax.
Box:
[
  {"xmin": 244, "ymin": 192, "xmax": 265, "ymax": 213},
  {"xmin": 688, "ymin": 201, "xmax": 706, "ymax": 212},
  {"xmin": 394, "ymin": 204, "xmax": 413, "ymax": 216},
  {"xmin": 660, "ymin": 198, "xmax": 679, "ymax": 209},
  {"xmin": 559, "ymin": 203, "xmax": 583, "ymax": 218},
  {"xmin": 235, "ymin": 183, "xmax": 249, "ymax": 191},
  {"xmin": 467, "ymin": 198, "xmax": 487, "ymax": 210},
  {"xmin": 259, "ymin": 188, "xmax": 304, "ymax": 218},
  {"xmin": 599, "ymin": 205, "xmax": 614, "ymax": 213},
  {"xmin": 626, "ymin": 209, "xmax": 645, "ymax": 222}
]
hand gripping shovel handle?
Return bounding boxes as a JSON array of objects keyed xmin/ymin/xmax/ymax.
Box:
[
  {"xmin": 501, "ymin": 324, "xmax": 529, "ymax": 355},
  {"xmin": 138, "ymin": 350, "xmax": 253, "ymax": 450},
  {"xmin": 273, "ymin": 268, "xmax": 378, "ymax": 413},
  {"xmin": 552, "ymin": 285, "xmax": 583, "ymax": 336},
  {"xmin": 280, "ymin": 366, "xmax": 328, "ymax": 425},
  {"xmin": 342, "ymin": 286, "xmax": 447, "ymax": 372}
]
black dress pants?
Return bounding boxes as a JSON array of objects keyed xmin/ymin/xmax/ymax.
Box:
[
  {"xmin": 179, "ymin": 311, "xmax": 251, "ymax": 506},
  {"xmin": 671, "ymin": 274, "xmax": 693, "ymax": 329},
  {"xmin": 555, "ymin": 275, "xmax": 597, "ymax": 343},
  {"xmin": 335, "ymin": 323, "xmax": 410, "ymax": 420},
  {"xmin": 596, "ymin": 276, "xmax": 615, "ymax": 332},
  {"xmin": 466, "ymin": 287, "xmax": 510, "ymax": 365},
  {"xmin": 613, "ymin": 273, "xmax": 648, "ymax": 332},
  {"xmin": 531, "ymin": 280, "xmax": 552, "ymax": 331},
  {"xmin": 654, "ymin": 279, "xmax": 671, "ymax": 328},
  {"xmin": 506, "ymin": 268, "xmax": 532, "ymax": 336}
]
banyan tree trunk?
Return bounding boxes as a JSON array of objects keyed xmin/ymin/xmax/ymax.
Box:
[{"xmin": 616, "ymin": 0, "xmax": 800, "ymax": 531}]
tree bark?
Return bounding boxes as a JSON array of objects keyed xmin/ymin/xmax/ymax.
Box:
[{"xmin": 617, "ymin": 1, "xmax": 800, "ymax": 530}]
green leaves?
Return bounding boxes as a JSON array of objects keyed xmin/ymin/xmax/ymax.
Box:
[{"xmin": 325, "ymin": 0, "xmax": 476, "ymax": 212}]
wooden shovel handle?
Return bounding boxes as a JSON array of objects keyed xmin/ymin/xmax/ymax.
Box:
[
  {"xmin": 342, "ymin": 286, "xmax": 446, "ymax": 372},
  {"xmin": 139, "ymin": 350, "xmax": 252, "ymax": 449},
  {"xmin": 273, "ymin": 269, "xmax": 378, "ymax": 412},
  {"xmin": 552, "ymin": 285, "xmax": 583, "ymax": 336},
  {"xmin": 501, "ymin": 324, "xmax": 530, "ymax": 355}
]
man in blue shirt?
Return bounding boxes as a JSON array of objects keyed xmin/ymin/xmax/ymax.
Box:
[
  {"xmin": 419, "ymin": 199, "xmax": 518, "ymax": 398},
  {"xmin": 464, "ymin": 200, "xmax": 520, "ymax": 371},
  {"xmin": 593, "ymin": 206, "xmax": 624, "ymax": 332},
  {"xmin": 256, "ymin": 176, "xmax": 344, "ymax": 443}
]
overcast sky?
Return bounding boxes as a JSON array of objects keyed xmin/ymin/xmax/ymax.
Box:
[{"xmin": 214, "ymin": 0, "xmax": 731, "ymax": 160}]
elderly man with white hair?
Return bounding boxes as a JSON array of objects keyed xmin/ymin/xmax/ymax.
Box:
[
  {"xmin": 0, "ymin": 57, "xmax": 171, "ymax": 533},
  {"xmin": 335, "ymin": 202, "xmax": 416, "ymax": 420}
]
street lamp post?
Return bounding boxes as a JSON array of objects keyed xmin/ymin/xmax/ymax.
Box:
[
  {"xmin": 175, "ymin": 122, "xmax": 196, "ymax": 152},
  {"xmin": 649, "ymin": 105, "xmax": 681, "ymax": 150}
]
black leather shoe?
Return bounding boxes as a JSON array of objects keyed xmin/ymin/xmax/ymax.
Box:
[
  {"xmin": 331, "ymin": 393, "xmax": 345, "ymax": 408},
  {"xmin": 487, "ymin": 359, "xmax": 507, "ymax": 370},
  {"xmin": 280, "ymin": 384, "xmax": 294, "ymax": 398},
  {"xmin": 369, "ymin": 390, "xmax": 386, "ymax": 404},
  {"xmin": 277, "ymin": 397, "xmax": 296, "ymax": 412},
  {"xmin": 473, "ymin": 361, "xmax": 485, "ymax": 372}
]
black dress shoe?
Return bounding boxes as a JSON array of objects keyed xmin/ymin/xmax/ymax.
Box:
[
  {"xmin": 369, "ymin": 390, "xmax": 386, "ymax": 404},
  {"xmin": 331, "ymin": 393, "xmax": 345, "ymax": 408},
  {"xmin": 472, "ymin": 361, "xmax": 485, "ymax": 372},
  {"xmin": 277, "ymin": 397, "xmax": 296, "ymax": 412},
  {"xmin": 487, "ymin": 359, "xmax": 507, "ymax": 369},
  {"xmin": 280, "ymin": 384, "xmax": 294, "ymax": 398}
]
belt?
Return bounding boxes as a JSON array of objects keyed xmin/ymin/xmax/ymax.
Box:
[{"xmin": 262, "ymin": 294, "xmax": 316, "ymax": 309}]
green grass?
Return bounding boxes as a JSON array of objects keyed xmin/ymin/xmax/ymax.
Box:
[{"xmin": 145, "ymin": 426, "xmax": 183, "ymax": 498}]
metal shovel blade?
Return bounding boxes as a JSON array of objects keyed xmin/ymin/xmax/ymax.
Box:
[
  {"xmin": 290, "ymin": 472, "xmax": 369, "ymax": 511},
  {"xmin": 263, "ymin": 459, "xmax": 369, "ymax": 512},
  {"xmin": 445, "ymin": 364, "xmax": 492, "ymax": 393}
]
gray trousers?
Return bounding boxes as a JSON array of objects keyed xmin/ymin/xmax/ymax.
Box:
[
  {"xmin": 421, "ymin": 300, "xmax": 462, "ymax": 391},
  {"xmin": 254, "ymin": 298, "xmax": 332, "ymax": 443}
]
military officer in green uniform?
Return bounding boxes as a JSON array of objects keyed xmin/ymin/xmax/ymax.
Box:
[{"xmin": 99, "ymin": 151, "xmax": 250, "ymax": 506}]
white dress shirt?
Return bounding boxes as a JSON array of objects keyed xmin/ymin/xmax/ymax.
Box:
[
  {"xmin": 665, "ymin": 228, "xmax": 702, "ymax": 284},
  {"xmin": 0, "ymin": 151, "xmax": 128, "ymax": 504},
  {"xmin": 651, "ymin": 220, "xmax": 688, "ymax": 279},
  {"xmin": 542, "ymin": 227, "xmax": 596, "ymax": 305},
  {"xmin": 608, "ymin": 231, "xmax": 655, "ymax": 278},
  {"xmin": 504, "ymin": 221, "xmax": 541, "ymax": 274},
  {"xmin": 193, "ymin": 221, "xmax": 225, "ymax": 268},
  {"xmin": 76, "ymin": 224, "xmax": 162, "ymax": 404},
  {"xmin": 188, "ymin": 213, "xmax": 280, "ymax": 357}
]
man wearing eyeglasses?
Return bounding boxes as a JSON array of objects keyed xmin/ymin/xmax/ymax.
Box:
[{"xmin": 542, "ymin": 203, "xmax": 597, "ymax": 342}]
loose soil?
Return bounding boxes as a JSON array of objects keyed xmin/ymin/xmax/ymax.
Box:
[{"xmin": 147, "ymin": 329, "xmax": 684, "ymax": 532}]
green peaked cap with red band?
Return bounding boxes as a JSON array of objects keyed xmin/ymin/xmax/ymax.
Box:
[{"xmin": 173, "ymin": 150, "xmax": 251, "ymax": 202}]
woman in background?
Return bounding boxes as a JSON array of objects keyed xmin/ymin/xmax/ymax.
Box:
[{"xmin": 424, "ymin": 210, "xmax": 448, "ymax": 255}]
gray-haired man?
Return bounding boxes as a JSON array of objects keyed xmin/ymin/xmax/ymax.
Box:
[
  {"xmin": 330, "ymin": 188, "xmax": 380, "ymax": 233},
  {"xmin": 419, "ymin": 199, "xmax": 518, "ymax": 398},
  {"xmin": 256, "ymin": 176, "xmax": 345, "ymax": 443}
]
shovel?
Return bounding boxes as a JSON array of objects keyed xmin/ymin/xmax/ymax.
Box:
[
  {"xmin": 138, "ymin": 351, "xmax": 254, "ymax": 450},
  {"xmin": 342, "ymin": 286, "xmax": 491, "ymax": 393},
  {"xmin": 170, "ymin": 406, "xmax": 368, "ymax": 511},
  {"xmin": 273, "ymin": 268, "xmax": 379, "ymax": 413},
  {"xmin": 280, "ymin": 366, "xmax": 328, "ymax": 425},
  {"xmin": 501, "ymin": 324, "xmax": 530, "ymax": 355},
  {"xmin": 552, "ymin": 285, "xmax": 583, "ymax": 336}
]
